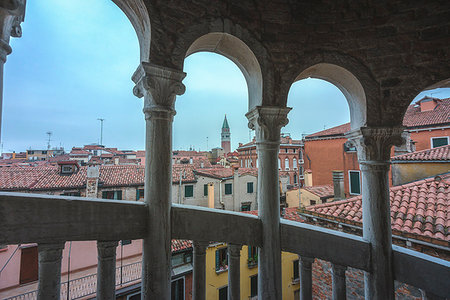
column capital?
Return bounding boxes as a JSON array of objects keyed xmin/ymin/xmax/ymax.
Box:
[
  {"xmin": 228, "ymin": 243, "xmax": 242, "ymax": 258},
  {"xmin": 193, "ymin": 241, "xmax": 209, "ymax": 255},
  {"xmin": 246, "ymin": 106, "xmax": 291, "ymax": 146},
  {"xmin": 97, "ymin": 240, "xmax": 119, "ymax": 259},
  {"xmin": 132, "ymin": 62, "xmax": 186, "ymax": 120},
  {"xmin": 38, "ymin": 242, "xmax": 65, "ymax": 263},
  {"xmin": 0, "ymin": 0, "xmax": 25, "ymax": 62},
  {"xmin": 346, "ymin": 126, "xmax": 404, "ymax": 164},
  {"xmin": 331, "ymin": 263, "xmax": 347, "ymax": 277}
]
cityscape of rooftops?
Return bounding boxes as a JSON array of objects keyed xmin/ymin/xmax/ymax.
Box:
[{"xmin": 4, "ymin": 0, "xmax": 449, "ymax": 153}]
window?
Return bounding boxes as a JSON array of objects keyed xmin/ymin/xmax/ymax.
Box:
[
  {"xmin": 215, "ymin": 247, "xmax": 228, "ymax": 272},
  {"xmin": 225, "ymin": 183, "xmax": 232, "ymax": 195},
  {"xmin": 247, "ymin": 182, "xmax": 254, "ymax": 193},
  {"xmin": 61, "ymin": 191, "xmax": 80, "ymax": 197},
  {"xmin": 278, "ymin": 158, "xmax": 281, "ymax": 169},
  {"xmin": 285, "ymin": 148, "xmax": 288, "ymax": 153},
  {"xmin": 294, "ymin": 174, "xmax": 297, "ymax": 184},
  {"xmin": 185, "ymin": 185, "xmax": 193, "ymax": 198},
  {"xmin": 293, "ymin": 259, "xmax": 299, "ymax": 281},
  {"xmin": 20, "ymin": 246, "xmax": 38, "ymax": 284},
  {"xmin": 310, "ymin": 200, "xmax": 317, "ymax": 205},
  {"xmin": 349, "ymin": 171, "xmax": 361, "ymax": 195},
  {"xmin": 172, "ymin": 253, "xmax": 185, "ymax": 267},
  {"xmin": 285, "ymin": 158, "xmax": 289, "ymax": 170},
  {"xmin": 102, "ymin": 190, "xmax": 122, "ymax": 200},
  {"xmin": 61, "ymin": 165, "xmax": 73, "ymax": 174},
  {"xmin": 121, "ymin": 240, "xmax": 132, "ymax": 246},
  {"xmin": 136, "ymin": 188, "xmax": 144, "ymax": 200},
  {"xmin": 256, "ymin": 158, "xmax": 258, "ymax": 168},
  {"xmin": 204, "ymin": 184, "xmax": 208, "ymax": 196},
  {"xmin": 431, "ymin": 137, "xmax": 449, "ymax": 148},
  {"xmin": 42, "ymin": 151, "xmax": 47, "ymax": 154},
  {"xmin": 293, "ymin": 158, "xmax": 297, "ymax": 170},
  {"xmin": 127, "ymin": 292, "xmax": 141, "ymax": 300},
  {"xmin": 293, "ymin": 148, "xmax": 296, "ymax": 153},
  {"xmin": 241, "ymin": 203, "xmax": 251, "ymax": 211},
  {"xmin": 250, "ymin": 275, "xmax": 258, "ymax": 298},
  {"xmin": 248, "ymin": 246, "xmax": 258, "ymax": 267},
  {"xmin": 171, "ymin": 277, "xmax": 185, "ymax": 300},
  {"xmin": 218, "ymin": 286, "xmax": 228, "ymax": 300}
]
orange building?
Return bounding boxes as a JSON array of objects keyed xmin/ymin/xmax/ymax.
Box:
[{"xmin": 304, "ymin": 97, "xmax": 450, "ymax": 195}]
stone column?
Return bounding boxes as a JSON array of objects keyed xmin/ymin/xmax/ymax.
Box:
[
  {"xmin": 37, "ymin": 242, "xmax": 65, "ymax": 300},
  {"xmin": 0, "ymin": 0, "xmax": 25, "ymax": 139},
  {"xmin": 96, "ymin": 241, "xmax": 118, "ymax": 300},
  {"xmin": 246, "ymin": 106, "xmax": 291, "ymax": 300},
  {"xmin": 192, "ymin": 241, "xmax": 208, "ymax": 300},
  {"xmin": 227, "ymin": 244, "xmax": 242, "ymax": 300},
  {"xmin": 299, "ymin": 256, "xmax": 314, "ymax": 300},
  {"xmin": 331, "ymin": 263, "xmax": 347, "ymax": 300},
  {"xmin": 132, "ymin": 62, "xmax": 186, "ymax": 299},
  {"xmin": 347, "ymin": 127, "xmax": 404, "ymax": 300}
]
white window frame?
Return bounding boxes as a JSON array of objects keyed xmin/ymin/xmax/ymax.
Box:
[
  {"xmin": 171, "ymin": 276, "xmax": 186, "ymax": 300},
  {"xmin": 430, "ymin": 136, "xmax": 449, "ymax": 148},
  {"xmin": 293, "ymin": 158, "xmax": 297, "ymax": 170},
  {"xmin": 348, "ymin": 170, "xmax": 361, "ymax": 195},
  {"xmin": 285, "ymin": 158, "xmax": 289, "ymax": 170}
]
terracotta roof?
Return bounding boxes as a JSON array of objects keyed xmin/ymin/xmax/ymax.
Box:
[
  {"xmin": 194, "ymin": 167, "xmax": 257, "ymax": 179},
  {"xmin": 303, "ymin": 184, "xmax": 334, "ymax": 199},
  {"xmin": 171, "ymin": 239, "xmax": 192, "ymax": 253},
  {"xmin": 403, "ymin": 97, "xmax": 450, "ymax": 128},
  {"xmin": 243, "ymin": 207, "xmax": 304, "ymax": 223},
  {"xmin": 70, "ymin": 148, "xmax": 90, "ymax": 156},
  {"xmin": 0, "ymin": 164, "xmax": 197, "ymax": 191},
  {"xmin": 392, "ymin": 145, "xmax": 450, "ymax": 162},
  {"xmin": 172, "ymin": 164, "xmax": 196, "ymax": 183},
  {"xmin": 305, "ymin": 98, "xmax": 450, "ymax": 139},
  {"xmin": 306, "ymin": 174, "xmax": 450, "ymax": 241}
]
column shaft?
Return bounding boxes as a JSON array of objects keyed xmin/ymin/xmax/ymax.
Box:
[
  {"xmin": 37, "ymin": 242, "xmax": 65, "ymax": 300},
  {"xmin": 299, "ymin": 256, "xmax": 314, "ymax": 300},
  {"xmin": 132, "ymin": 62, "xmax": 186, "ymax": 300},
  {"xmin": 247, "ymin": 106, "xmax": 290, "ymax": 300},
  {"xmin": 96, "ymin": 241, "xmax": 118, "ymax": 300},
  {"xmin": 192, "ymin": 241, "xmax": 208, "ymax": 300},
  {"xmin": 331, "ymin": 263, "xmax": 347, "ymax": 300},
  {"xmin": 227, "ymin": 244, "xmax": 241, "ymax": 300}
]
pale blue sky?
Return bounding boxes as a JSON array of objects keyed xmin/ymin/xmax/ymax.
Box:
[{"xmin": 3, "ymin": 0, "xmax": 449, "ymax": 153}]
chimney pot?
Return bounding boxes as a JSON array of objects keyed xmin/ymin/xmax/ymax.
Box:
[{"xmin": 332, "ymin": 170, "xmax": 345, "ymax": 200}]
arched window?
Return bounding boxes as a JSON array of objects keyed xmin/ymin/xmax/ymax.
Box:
[
  {"xmin": 278, "ymin": 158, "xmax": 281, "ymax": 169},
  {"xmin": 294, "ymin": 174, "xmax": 297, "ymax": 184},
  {"xmin": 293, "ymin": 158, "xmax": 297, "ymax": 170},
  {"xmin": 285, "ymin": 158, "xmax": 289, "ymax": 170},
  {"xmin": 256, "ymin": 158, "xmax": 258, "ymax": 168}
]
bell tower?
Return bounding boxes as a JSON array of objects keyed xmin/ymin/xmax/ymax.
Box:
[{"xmin": 221, "ymin": 115, "xmax": 231, "ymax": 154}]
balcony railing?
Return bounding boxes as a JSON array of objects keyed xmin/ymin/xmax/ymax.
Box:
[
  {"xmin": 4, "ymin": 261, "xmax": 142, "ymax": 300},
  {"xmin": 0, "ymin": 192, "xmax": 449, "ymax": 299}
]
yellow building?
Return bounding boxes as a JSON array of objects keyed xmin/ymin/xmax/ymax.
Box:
[
  {"xmin": 205, "ymin": 243, "xmax": 300, "ymax": 299},
  {"xmin": 287, "ymin": 184, "xmax": 334, "ymax": 207}
]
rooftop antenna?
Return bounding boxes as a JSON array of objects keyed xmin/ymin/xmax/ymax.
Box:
[
  {"xmin": 46, "ymin": 131, "xmax": 52, "ymax": 150},
  {"xmin": 97, "ymin": 118, "xmax": 105, "ymax": 146},
  {"xmin": 206, "ymin": 137, "xmax": 208, "ymax": 150}
]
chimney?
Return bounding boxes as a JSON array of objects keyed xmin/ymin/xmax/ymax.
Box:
[
  {"xmin": 418, "ymin": 97, "xmax": 439, "ymax": 112},
  {"xmin": 86, "ymin": 165, "xmax": 100, "ymax": 198},
  {"xmin": 332, "ymin": 171, "xmax": 345, "ymax": 200}
]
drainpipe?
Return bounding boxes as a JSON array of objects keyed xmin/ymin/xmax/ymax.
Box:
[
  {"xmin": 219, "ymin": 179, "xmax": 225, "ymax": 209},
  {"xmin": 178, "ymin": 170, "xmax": 182, "ymax": 204}
]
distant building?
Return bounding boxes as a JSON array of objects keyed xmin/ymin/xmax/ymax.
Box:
[
  {"xmin": 237, "ymin": 134, "xmax": 304, "ymax": 187},
  {"xmin": 221, "ymin": 115, "xmax": 231, "ymax": 154}
]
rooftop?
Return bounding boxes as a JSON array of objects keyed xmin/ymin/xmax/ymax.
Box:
[
  {"xmin": 392, "ymin": 145, "xmax": 450, "ymax": 162},
  {"xmin": 303, "ymin": 184, "xmax": 334, "ymax": 199}
]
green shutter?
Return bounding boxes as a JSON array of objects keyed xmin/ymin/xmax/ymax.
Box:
[
  {"xmin": 136, "ymin": 189, "xmax": 140, "ymax": 200},
  {"xmin": 432, "ymin": 137, "xmax": 448, "ymax": 148},
  {"xmin": 350, "ymin": 172, "xmax": 361, "ymax": 195},
  {"xmin": 204, "ymin": 184, "xmax": 208, "ymax": 196},
  {"xmin": 247, "ymin": 182, "xmax": 253, "ymax": 193},
  {"xmin": 116, "ymin": 190, "xmax": 122, "ymax": 200},
  {"xmin": 215, "ymin": 249, "xmax": 220, "ymax": 270},
  {"xmin": 185, "ymin": 185, "xmax": 193, "ymax": 197},
  {"xmin": 102, "ymin": 191, "xmax": 108, "ymax": 199},
  {"xmin": 225, "ymin": 183, "xmax": 232, "ymax": 195}
]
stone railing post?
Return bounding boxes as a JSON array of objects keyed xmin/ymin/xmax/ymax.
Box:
[
  {"xmin": 96, "ymin": 241, "xmax": 119, "ymax": 300},
  {"xmin": 227, "ymin": 243, "xmax": 242, "ymax": 300},
  {"xmin": 299, "ymin": 256, "xmax": 314, "ymax": 300},
  {"xmin": 192, "ymin": 241, "xmax": 208, "ymax": 300},
  {"xmin": 0, "ymin": 0, "xmax": 25, "ymax": 139},
  {"xmin": 347, "ymin": 127, "xmax": 404, "ymax": 300},
  {"xmin": 331, "ymin": 263, "xmax": 347, "ymax": 300},
  {"xmin": 37, "ymin": 242, "xmax": 65, "ymax": 300},
  {"xmin": 246, "ymin": 106, "xmax": 291, "ymax": 300},
  {"xmin": 133, "ymin": 62, "xmax": 186, "ymax": 299}
]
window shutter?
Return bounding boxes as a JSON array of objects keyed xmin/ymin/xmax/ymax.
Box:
[
  {"xmin": 204, "ymin": 184, "xmax": 208, "ymax": 196},
  {"xmin": 102, "ymin": 191, "xmax": 107, "ymax": 199},
  {"xmin": 215, "ymin": 249, "xmax": 220, "ymax": 270},
  {"xmin": 136, "ymin": 189, "xmax": 140, "ymax": 200},
  {"xmin": 117, "ymin": 190, "xmax": 122, "ymax": 200}
]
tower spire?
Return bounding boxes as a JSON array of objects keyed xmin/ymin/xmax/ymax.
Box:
[{"xmin": 221, "ymin": 114, "xmax": 231, "ymax": 154}]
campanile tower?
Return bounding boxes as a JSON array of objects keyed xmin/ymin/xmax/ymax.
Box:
[{"xmin": 221, "ymin": 115, "xmax": 231, "ymax": 154}]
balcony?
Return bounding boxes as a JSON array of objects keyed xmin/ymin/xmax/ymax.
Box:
[{"xmin": 0, "ymin": 192, "xmax": 448, "ymax": 299}]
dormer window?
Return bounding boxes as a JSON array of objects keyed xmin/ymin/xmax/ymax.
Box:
[
  {"xmin": 58, "ymin": 161, "xmax": 79, "ymax": 175},
  {"xmin": 61, "ymin": 165, "xmax": 74, "ymax": 174}
]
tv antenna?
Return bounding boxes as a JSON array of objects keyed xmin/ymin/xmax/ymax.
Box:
[{"xmin": 46, "ymin": 131, "xmax": 52, "ymax": 150}]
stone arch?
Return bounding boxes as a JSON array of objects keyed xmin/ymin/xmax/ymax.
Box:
[
  {"xmin": 170, "ymin": 18, "xmax": 271, "ymax": 110},
  {"xmin": 184, "ymin": 32, "xmax": 263, "ymax": 110},
  {"xmin": 294, "ymin": 63, "xmax": 367, "ymax": 129},
  {"xmin": 112, "ymin": 0, "xmax": 151, "ymax": 61}
]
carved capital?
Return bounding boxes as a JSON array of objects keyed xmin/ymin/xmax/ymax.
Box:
[
  {"xmin": 38, "ymin": 242, "xmax": 65, "ymax": 263},
  {"xmin": 0, "ymin": 0, "xmax": 25, "ymax": 62},
  {"xmin": 246, "ymin": 106, "xmax": 291, "ymax": 146},
  {"xmin": 346, "ymin": 126, "xmax": 405, "ymax": 163},
  {"xmin": 97, "ymin": 240, "xmax": 118, "ymax": 260},
  {"xmin": 228, "ymin": 243, "xmax": 242, "ymax": 258},
  {"xmin": 132, "ymin": 62, "xmax": 186, "ymax": 120},
  {"xmin": 193, "ymin": 240, "xmax": 209, "ymax": 256}
]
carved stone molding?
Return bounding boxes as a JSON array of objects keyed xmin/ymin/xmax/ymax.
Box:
[
  {"xmin": 246, "ymin": 106, "xmax": 291, "ymax": 146},
  {"xmin": 346, "ymin": 126, "xmax": 405, "ymax": 163},
  {"xmin": 228, "ymin": 243, "xmax": 242, "ymax": 258},
  {"xmin": 38, "ymin": 242, "xmax": 65, "ymax": 263},
  {"xmin": 132, "ymin": 62, "xmax": 186, "ymax": 120},
  {"xmin": 0, "ymin": 0, "xmax": 25, "ymax": 62}
]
